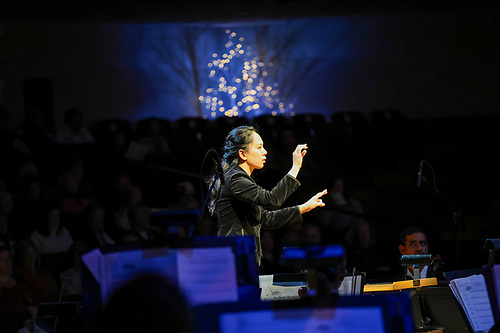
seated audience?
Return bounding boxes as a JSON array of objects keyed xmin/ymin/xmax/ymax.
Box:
[
  {"xmin": 344, "ymin": 219, "xmax": 390, "ymax": 282},
  {"xmin": 78, "ymin": 202, "xmax": 116, "ymax": 249},
  {"xmin": 12, "ymin": 240, "xmax": 60, "ymax": 304},
  {"xmin": 29, "ymin": 202, "xmax": 74, "ymax": 255},
  {"xmin": 259, "ymin": 230, "xmax": 282, "ymax": 275},
  {"xmin": 0, "ymin": 246, "xmax": 37, "ymax": 333},
  {"xmin": 313, "ymin": 176, "xmax": 364, "ymax": 243},
  {"xmin": 0, "ymin": 214, "xmax": 16, "ymax": 255},
  {"xmin": 128, "ymin": 203, "xmax": 163, "ymax": 243},
  {"xmin": 59, "ymin": 241, "xmax": 88, "ymax": 299},
  {"xmin": 56, "ymin": 108, "xmax": 95, "ymax": 145}
]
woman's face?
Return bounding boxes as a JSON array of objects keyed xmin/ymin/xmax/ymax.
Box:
[
  {"xmin": 241, "ymin": 132, "xmax": 267, "ymax": 171},
  {"xmin": 47, "ymin": 208, "xmax": 60, "ymax": 231},
  {"xmin": 0, "ymin": 250, "xmax": 12, "ymax": 276}
]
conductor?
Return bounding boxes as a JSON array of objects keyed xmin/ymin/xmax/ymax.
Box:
[{"xmin": 207, "ymin": 125, "xmax": 327, "ymax": 266}]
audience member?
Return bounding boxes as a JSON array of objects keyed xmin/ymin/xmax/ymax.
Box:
[
  {"xmin": 56, "ymin": 108, "xmax": 95, "ymax": 145},
  {"xmin": 344, "ymin": 219, "xmax": 390, "ymax": 282},
  {"xmin": 0, "ymin": 246, "xmax": 37, "ymax": 333},
  {"xmin": 0, "ymin": 214, "xmax": 16, "ymax": 255},
  {"xmin": 59, "ymin": 241, "xmax": 87, "ymax": 299},
  {"xmin": 136, "ymin": 117, "xmax": 171, "ymax": 163},
  {"xmin": 128, "ymin": 203, "xmax": 163, "ymax": 243},
  {"xmin": 10, "ymin": 175, "xmax": 58, "ymax": 240},
  {"xmin": 29, "ymin": 202, "xmax": 74, "ymax": 255},
  {"xmin": 12, "ymin": 240, "xmax": 60, "ymax": 304},
  {"xmin": 313, "ymin": 176, "xmax": 364, "ymax": 243},
  {"xmin": 259, "ymin": 230, "xmax": 282, "ymax": 275},
  {"xmin": 93, "ymin": 274, "xmax": 194, "ymax": 333},
  {"xmin": 300, "ymin": 222, "xmax": 323, "ymax": 247},
  {"xmin": 0, "ymin": 178, "xmax": 14, "ymax": 217},
  {"xmin": 279, "ymin": 222, "xmax": 302, "ymax": 248},
  {"xmin": 56, "ymin": 163, "xmax": 95, "ymax": 236},
  {"xmin": 106, "ymin": 168, "xmax": 144, "ymax": 238},
  {"xmin": 78, "ymin": 202, "xmax": 116, "ymax": 249},
  {"xmin": 169, "ymin": 180, "xmax": 200, "ymax": 211}
]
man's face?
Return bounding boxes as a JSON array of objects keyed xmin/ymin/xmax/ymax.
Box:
[{"xmin": 399, "ymin": 232, "xmax": 429, "ymax": 255}]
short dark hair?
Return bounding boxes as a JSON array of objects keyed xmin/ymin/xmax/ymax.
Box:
[{"xmin": 399, "ymin": 226, "xmax": 426, "ymax": 246}]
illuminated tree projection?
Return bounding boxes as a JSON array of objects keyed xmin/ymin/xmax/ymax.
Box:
[
  {"xmin": 199, "ymin": 29, "xmax": 287, "ymax": 118},
  {"xmin": 140, "ymin": 21, "xmax": 347, "ymax": 119}
]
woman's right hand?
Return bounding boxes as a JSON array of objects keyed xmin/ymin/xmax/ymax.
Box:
[
  {"xmin": 299, "ymin": 189, "xmax": 327, "ymax": 214},
  {"xmin": 288, "ymin": 144, "xmax": 308, "ymax": 178}
]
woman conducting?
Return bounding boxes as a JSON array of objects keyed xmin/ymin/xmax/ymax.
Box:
[{"xmin": 208, "ymin": 125, "xmax": 327, "ymax": 266}]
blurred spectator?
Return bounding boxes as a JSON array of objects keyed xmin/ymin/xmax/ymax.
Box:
[
  {"xmin": 169, "ymin": 180, "xmax": 200, "ymax": 211},
  {"xmin": 313, "ymin": 176, "xmax": 364, "ymax": 243},
  {"xmin": 0, "ymin": 178, "xmax": 14, "ymax": 216},
  {"xmin": 12, "ymin": 240, "xmax": 60, "ymax": 304},
  {"xmin": 56, "ymin": 108, "xmax": 94, "ymax": 145},
  {"xmin": 56, "ymin": 161, "xmax": 95, "ymax": 236},
  {"xmin": 0, "ymin": 246, "xmax": 37, "ymax": 333},
  {"xmin": 259, "ymin": 230, "xmax": 282, "ymax": 275},
  {"xmin": 29, "ymin": 202, "xmax": 73, "ymax": 255},
  {"xmin": 137, "ymin": 118, "xmax": 171, "ymax": 161},
  {"xmin": 0, "ymin": 214, "xmax": 16, "ymax": 255},
  {"xmin": 10, "ymin": 175, "xmax": 58, "ymax": 240},
  {"xmin": 59, "ymin": 241, "xmax": 87, "ymax": 298},
  {"xmin": 78, "ymin": 202, "xmax": 116, "ymax": 249},
  {"xmin": 300, "ymin": 222, "xmax": 323, "ymax": 247},
  {"xmin": 279, "ymin": 223, "xmax": 302, "ymax": 248},
  {"xmin": 128, "ymin": 203, "xmax": 163, "ymax": 243},
  {"xmin": 345, "ymin": 219, "xmax": 389, "ymax": 282}
]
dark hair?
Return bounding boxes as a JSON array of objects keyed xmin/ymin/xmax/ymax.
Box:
[
  {"xmin": 207, "ymin": 125, "xmax": 258, "ymax": 216},
  {"xmin": 399, "ymin": 226, "xmax": 426, "ymax": 246},
  {"xmin": 96, "ymin": 274, "xmax": 193, "ymax": 333}
]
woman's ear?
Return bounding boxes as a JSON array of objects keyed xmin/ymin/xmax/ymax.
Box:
[{"xmin": 238, "ymin": 149, "xmax": 247, "ymax": 161}]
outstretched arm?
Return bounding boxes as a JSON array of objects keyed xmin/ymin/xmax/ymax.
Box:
[{"xmin": 299, "ymin": 189, "xmax": 328, "ymax": 214}]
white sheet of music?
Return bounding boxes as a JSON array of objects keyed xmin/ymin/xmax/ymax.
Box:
[
  {"xmin": 449, "ymin": 274, "xmax": 495, "ymax": 333},
  {"xmin": 82, "ymin": 246, "xmax": 238, "ymax": 306},
  {"xmin": 177, "ymin": 247, "xmax": 238, "ymax": 306}
]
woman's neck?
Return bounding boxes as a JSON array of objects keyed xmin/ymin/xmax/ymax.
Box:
[{"xmin": 238, "ymin": 163, "xmax": 252, "ymax": 176}]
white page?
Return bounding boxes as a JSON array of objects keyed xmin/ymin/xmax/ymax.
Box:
[
  {"xmin": 450, "ymin": 274, "xmax": 495, "ymax": 332},
  {"xmin": 177, "ymin": 247, "xmax": 238, "ymax": 306}
]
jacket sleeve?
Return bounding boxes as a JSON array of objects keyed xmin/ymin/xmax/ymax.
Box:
[{"xmin": 229, "ymin": 172, "xmax": 300, "ymax": 209}]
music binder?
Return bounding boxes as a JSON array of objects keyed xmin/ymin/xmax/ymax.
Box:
[{"xmin": 444, "ymin": 269, "xmax": 495, "ymax": 333}]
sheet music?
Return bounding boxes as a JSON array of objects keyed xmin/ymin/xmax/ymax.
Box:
[
  {"xmin": 177, "ymin": 247, "xmax": 238, "ymax": 306},
  {"xmin": 449, "ymin": 274, "xmax": 495, "ymax": 333},
  {"xmin": 82, "ymin": 246, "xmax": 238, "ymax": 306}
]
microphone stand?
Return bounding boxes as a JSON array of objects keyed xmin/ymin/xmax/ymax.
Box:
[
  {"xmin": 418, "ymin": 160, "xmax": 462, "ymax": 269},
  {"xmin": 187, "ymin": 148, "xmax": 223, "ymax": 238},
  {"xmin": 186, "ymin": 170, "xmax": 220, "ymax": 238}
]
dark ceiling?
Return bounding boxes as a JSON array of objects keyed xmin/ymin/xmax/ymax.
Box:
[{"xmin": 1, "ymin": 0, "xmax": 495, "ymax": 23}]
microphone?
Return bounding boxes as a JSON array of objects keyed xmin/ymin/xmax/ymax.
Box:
[{"xmin": 417, "ymin": 160, "xmax": 424, "ymax": 187}]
